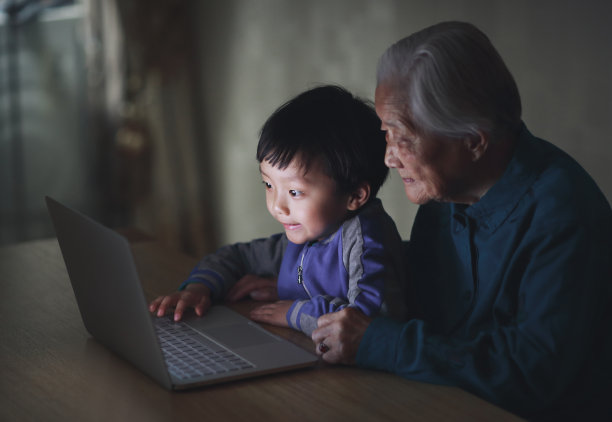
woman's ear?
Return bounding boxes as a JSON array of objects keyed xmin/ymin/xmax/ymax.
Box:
[
  {"xmin": 464, "ymin": 131, "xmax": 489, "ymax": 161},
  {"xmin": 347, "ymin": 183, "xmax": 371, "ymax": 211}
]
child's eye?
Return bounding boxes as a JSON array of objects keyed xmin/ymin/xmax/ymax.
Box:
[
  {"xmin": 262, "ymin": 181, "xmax": 272, "ymax": 189},
  {"xmin": 289, "ymin": 190, "xmax": 303, "ymax": 197}
]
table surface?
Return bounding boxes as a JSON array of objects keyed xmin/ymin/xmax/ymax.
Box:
[{"xmin": 0, "ymin": 238, "xmax": 523, "ymax": 421}]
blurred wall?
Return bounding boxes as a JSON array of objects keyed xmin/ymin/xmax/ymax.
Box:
[{"xmin": 192, "ymin": 0, "xmax": 612, "ymax": 247}]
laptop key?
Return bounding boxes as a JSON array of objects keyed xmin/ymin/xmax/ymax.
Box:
[{"xmin": 154, "ymin": 317, "xmax": 254, "ymax": 380}]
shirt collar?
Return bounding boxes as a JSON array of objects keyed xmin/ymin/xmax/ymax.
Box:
[{"xmin": 454, "ymin": 124, "xmax": 543, "ymax": 233}]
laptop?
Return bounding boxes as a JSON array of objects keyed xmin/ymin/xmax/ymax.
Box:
[{"xmin": 45, "ymin": 196, "xmax": 317, "ymax": 390}]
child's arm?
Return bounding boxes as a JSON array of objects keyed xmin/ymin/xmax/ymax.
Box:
[
  {"xmin": 149, "ymin": 233, "xmax": 288, "ymax": 320},
  {"xmin": 181, "ymin": 233, "xmax": 288, "ymax": 301}
]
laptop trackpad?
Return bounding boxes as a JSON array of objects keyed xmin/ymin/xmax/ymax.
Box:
[{"xmin": 204, "ymin": 323, "xmax": 280, "ymax": 349}]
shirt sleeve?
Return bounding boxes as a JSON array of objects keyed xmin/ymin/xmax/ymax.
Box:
[
  {"xmin": 180, "ymin": 233, "xmax": 287, "ymax": 301},
  {"xmin": 356, "ymin": 220, "xmax": 612, "ymax": 418}
]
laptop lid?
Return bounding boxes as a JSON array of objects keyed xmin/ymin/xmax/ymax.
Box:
[{"xmin": 45, "ymin": 196, "xmax": 317, "ymax": 390}]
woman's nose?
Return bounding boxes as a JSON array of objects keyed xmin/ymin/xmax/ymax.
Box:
[{"xmin": 384, "ymin": 145, "xmax": 402, "ymax": 168}]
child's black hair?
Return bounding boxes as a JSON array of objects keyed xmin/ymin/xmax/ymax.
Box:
[{"xmin": 256, "ymin": 85, "xmax": 388, "ymax": 198}]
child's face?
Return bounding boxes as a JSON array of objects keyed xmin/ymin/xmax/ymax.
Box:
[{"xmin": 260, "ymin": 157, "xmax": 352, "ymax": 244}]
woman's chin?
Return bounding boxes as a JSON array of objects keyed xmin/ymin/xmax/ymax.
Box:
[{"xmin": 404, "ymin": 186, "xmax": 431, "ymax": 205}]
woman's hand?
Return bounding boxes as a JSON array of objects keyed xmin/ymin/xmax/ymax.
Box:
[
  {"xmin": 311, "ymin": 308, "xmax": 371, "ymax": 364},
  {"xmin": 149, "ymin": 283, "xmax": 212, "ymax": 321},
  {"xmin": 226, "ymin": 274, "xmax": 278, "ymax": 302}
]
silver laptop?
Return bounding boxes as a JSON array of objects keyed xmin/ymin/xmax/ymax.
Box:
[{"xmin": 45, "ymin": 196, "xmax": 317, "ymax": 390}]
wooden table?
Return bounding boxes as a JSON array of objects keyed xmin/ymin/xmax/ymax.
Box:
[{"xmin": 0, "ymin": 238, "xmax": 523, "ymax": 421}]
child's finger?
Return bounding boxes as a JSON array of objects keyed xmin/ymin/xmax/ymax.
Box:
[
  {"xmin": 173, "ymin": 299, "xmax": 189, "ymax": 321},
  {"xmin": 149, "ymin": 296, "xmax": 163, "ymax": 312},
  {"xmin": 226, "ymin": 277, "xmax": 254, "ymax": 301},
  {"xmin": 249, "ymin": 287, "xmax": 277, "ymax": 301},
  {"xmin": 194, "ymin": 295, "xmax": 212, "ymax": 317},
  {"xmin": 228, "ymin": 277, "xmax": 276, "ymax": 302},
  {"xmin": 156, "ymin": 295, "xmax": 176, "ymax": 317},
  {"xmin": 226, "ymin": 284, "xmax": 250, "ymax": 302}
]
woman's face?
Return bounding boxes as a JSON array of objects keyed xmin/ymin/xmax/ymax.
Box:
[{"xmin": 375, "ymin": 84, "xmax": 475, "ymax": 204}]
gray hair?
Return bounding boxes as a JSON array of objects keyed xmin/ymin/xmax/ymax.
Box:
[{"xmin": 376, "ymin": 21, "xmax": 522, "ymax": 140}]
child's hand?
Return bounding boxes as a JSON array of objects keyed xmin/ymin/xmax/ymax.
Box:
[
  {"xmin": 149, "ymin": 283, "xmax": 211, "ymax": 322},
  {"xmin": 226, "ymin": 274, "xmax": 278, "ymax": 302},
  {"xmin": 249, "ymin": 300, "xmax": 292, "ymax": 327}
]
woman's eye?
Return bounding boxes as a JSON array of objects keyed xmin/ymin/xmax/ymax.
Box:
[
  {"xmin": 289, "ymin": 190, "xmax": 303, "ymax": 197},
  {"xmin": 397, "ymin": 137, "xmax": 418, "ymax": 152}
]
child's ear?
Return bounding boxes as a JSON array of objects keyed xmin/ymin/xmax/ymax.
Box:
[{"xmin": 347, "ymin": 183, "xmax": 371, "ymax": 211}]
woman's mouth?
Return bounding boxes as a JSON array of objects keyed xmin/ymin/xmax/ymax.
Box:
[{"xmin": 402, "ymin": 177, "xmax": 415, "ymax": 184}]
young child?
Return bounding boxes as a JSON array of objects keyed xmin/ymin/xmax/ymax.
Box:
[{"xmin": 149, "ymin": 85, "xmax": 407, "ymax": 336}]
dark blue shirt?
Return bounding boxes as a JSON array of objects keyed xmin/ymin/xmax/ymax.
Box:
[{"xmin": 356, "ymin": 125, "xmax": 612, "ymax": 420}]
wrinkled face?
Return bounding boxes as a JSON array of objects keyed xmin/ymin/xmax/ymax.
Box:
[
  {"xmin": 375, "ymin": 83, "xmax": 473, "ymax": 204},
  {"xmin": 260, "ymin": 157, "xmax": 352, "ymax": 244}
]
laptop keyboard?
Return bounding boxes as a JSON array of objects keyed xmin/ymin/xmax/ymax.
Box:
[{"xmin": 154, "ymin": 318, "xmax": 254, "ymax": 380}]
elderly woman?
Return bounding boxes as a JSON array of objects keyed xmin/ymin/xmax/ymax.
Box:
[{"xmin": 312, "ymin": 22, "xmax": 612, "ymax": 420}]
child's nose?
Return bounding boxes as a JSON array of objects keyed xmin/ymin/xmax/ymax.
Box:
[{"xmin": 273, "ymin": 195, "xmax": 289, "ymax": 215}]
